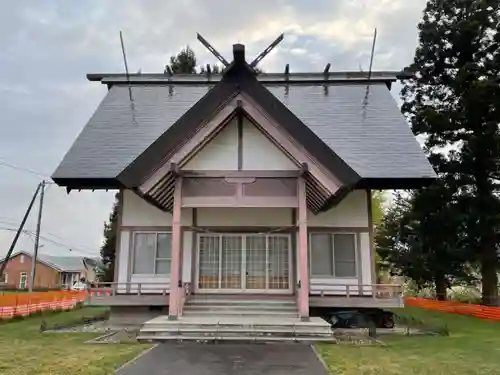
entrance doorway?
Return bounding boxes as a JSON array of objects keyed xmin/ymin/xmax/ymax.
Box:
[
  {"xmin": 196, "ymin": 233, "xmax": 292, "ymax": 293},
  {"xmin": 19, "ymin": 272, "xmax": 28, "ymax": 289}
]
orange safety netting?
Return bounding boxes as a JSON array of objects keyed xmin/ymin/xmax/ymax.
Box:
[
  {"xmin": 405, "ymin": 297, "xmax": 500, "ymax": 321},
  {"xmin": 0, "ymin": 290, "xmax": 87, "ymax": 319}
]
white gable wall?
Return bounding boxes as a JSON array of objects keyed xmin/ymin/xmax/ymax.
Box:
[
  {"xmin": 181, "ymin": 117, "xmax": 298, "ymax": 171},
  {"xmin": 183, "ymin": 117, "xmax": 238, "ymax": 170},
  {"xmin": 241, "ymin": 118, "xmax": 297, "ymax": 170}
]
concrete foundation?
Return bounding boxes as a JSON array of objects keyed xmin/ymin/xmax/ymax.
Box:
[{"xmin": 109, "ymin": 306, "xmax": 169, "ymax": 329}]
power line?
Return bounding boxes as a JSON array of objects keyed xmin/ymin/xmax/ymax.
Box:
[
  {"xmin": 34, "ymin": 234, "xmax": 98, "ymax": 257},
  {"xmin": 0, "ymin": 159, "xmax": 52, "ymax": 180},
  {"xmin": 0, "ymin": 219, "xmax": 96, "ymax": 253},
  {"xmin": 0, "ymin": 219, "xmax": 83, "ymax": 246},
  {"xmin": 0, "ymin": 228, "xmax": 98, "ymax": 264},
  {"xmin": 0, "ymin": 226, "xmax": 98, "ymax": 257}
]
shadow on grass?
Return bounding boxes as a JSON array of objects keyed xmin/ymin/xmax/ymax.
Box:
[{"xmin": 392, "ymin": 308, "xmax": 450, "ymax": 336}]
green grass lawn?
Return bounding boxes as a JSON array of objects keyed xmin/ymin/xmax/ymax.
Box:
[
  {"xmin": 0, "ymin": 307, "xmax": 150, "ymax": 375},
  {"xmin": 317, "ymin": 306, "xmax": 500, "ymax": 375}
]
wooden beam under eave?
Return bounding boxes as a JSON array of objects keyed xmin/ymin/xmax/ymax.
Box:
[
  {"xmin": 179, "ymin": 170, "xmax": 301, "ymax": 178},
  {"xmin": 181, "ymin": 196, "xmax": 299, "ymax": 208}
]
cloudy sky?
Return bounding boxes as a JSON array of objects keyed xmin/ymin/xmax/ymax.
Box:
[{"xmin": 0, "ymin": 0, "xmax": 427, "ymax": 258}]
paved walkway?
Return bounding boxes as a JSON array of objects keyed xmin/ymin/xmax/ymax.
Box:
[{"xmin": 116, "ymin": 343, "xmax": 329, "ymax": 375}]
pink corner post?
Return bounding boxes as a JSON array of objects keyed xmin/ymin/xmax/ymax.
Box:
[
  {"xmin": 297, "ymin": 177, "xmax": 309, "ymax": 319},
  {"xmin": 168, "ymin": 177, "xmax": 182, "ymax": 319}
]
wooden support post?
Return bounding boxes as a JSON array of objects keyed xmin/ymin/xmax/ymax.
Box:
[
  {"xmin": 168, "ymin": 177, "xmax": 183, "ymax": 319},
  {"xmin": 297, "ymin": 177, "xmax": 309, "ymax": 320}
]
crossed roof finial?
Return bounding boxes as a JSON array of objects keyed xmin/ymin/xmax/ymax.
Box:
[{"xmin": 196, "ymin": 32, "xmax": 284, "ymax": 68}]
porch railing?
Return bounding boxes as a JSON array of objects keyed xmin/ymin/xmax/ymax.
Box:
[
  {"xmin": 88, "ymin": 281, "xmax": 402, "ymax": 300},
  {"xmin": 310, "ymin": 281, "xmax": 403, "ymax": 299},
  {"xmin": 88, "ymin": 282, "xmax": 170, "ymax": 296}
]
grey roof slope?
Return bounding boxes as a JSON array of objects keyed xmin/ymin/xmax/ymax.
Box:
[
  {"xmin": 53, "ymin": 85, "xmax": 210, "ymax": 180},
  {"xmin": 52, "ymin": 81, "xmax": 435, "ymax": 183},
  {"xmin": 267, "ymin": 83, "xmax": 436, "ymax": 179}
]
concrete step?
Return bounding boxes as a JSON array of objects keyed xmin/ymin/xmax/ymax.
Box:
[
  {"xmin": 141, "ymin": 322, "xmax": 332, "ymax": 335},
  {"xmin": 137, "ymin": 334, "xmax": 338, "ymax": 343},
  {"xmin": 140, "ymin": 325, "xmax": 332, "ymax": 335},
  {"xmin": 181, "ymin": 310, "xmax": 299, "ymax": 318},
  {"xmin": 185, "ymin": 304, "xmax": 297, "ymax": 310},
  {"xmin": 185, "ymin": 301, "xmax": 297, "ymax": 308},
  {"xmin": 139, "ymin": 314, "xmax": 334, "ymax": 343},
  {"xmin": 183, "ymin": 305, "xmax": 298, "ymax": 313},
  {"xmin": 189, "ymin": 295, "xmax": 296, "ymax": 304}
]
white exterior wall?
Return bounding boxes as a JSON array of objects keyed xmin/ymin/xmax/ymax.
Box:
[
  {"xmin": 117, "ymin": 190, "xmax": 195, "ymax": 293},
  {"xmin": 122, "ymin": 190, "xmax": 193, "ymax": 227},
  {"xmin": 197, "ymin": 207, "xmax": 293, "ymax": 227},
  {"xmin": 117, "ymin": 189, "xmax": 373, "ymax": 296},
  {"xmin": 307, "ymin": 190, "xmax": 369, "ymax": 227},
  {"xmin": 305, "ymin": 190, "xmax": 373, "ymax": 294},
  {"xmin": 117, "ymin": 230, "xmax": 130, "ymax": 293}
]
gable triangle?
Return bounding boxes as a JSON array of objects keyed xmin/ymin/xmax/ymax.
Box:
[{"xmin": 182, "ymin": 111, "xmax": 298, "ymax": 171}]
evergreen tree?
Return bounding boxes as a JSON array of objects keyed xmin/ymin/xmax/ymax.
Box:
[
  {"xmin": 167, "ymin": 46, "xmax": 197, "ymax": 74},
  {"xmin": 377, "ymin": 178, "xmax": 470, "ymax": 300},
  {"xmin": 166, "ymin": 46, "xmax": 225, "ymax": 74},
  {"xmin": 371, "ymin": 190, "xmax": 385, "ymax": 227},
  {"xmin": 166, "ymin": 45, "xmax": 263, "ymax": 75},
  {"xmin": 401, "ymin": 0, "xmax": 500, "ymax": 305},
  {"xmin": 100, "ymin": 192, "xmax": 119, "ymax": 282}
]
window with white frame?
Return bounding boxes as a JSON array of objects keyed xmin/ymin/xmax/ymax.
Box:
[
  {"xmin": 133, "ymin": 232, "xmax": 171, "ymax": 275},
  {"xmin": 309, "ymin": 233, "xmax": 357, "ymax": 277}
]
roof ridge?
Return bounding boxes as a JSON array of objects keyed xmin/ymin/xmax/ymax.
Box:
[{"xmin": 87, "ymin": 70, "xmax": 410, "ymax": 86}]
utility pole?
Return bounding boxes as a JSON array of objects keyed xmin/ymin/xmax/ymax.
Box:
[
  {"xmin": 29, "ymin": 180, "xmax": 46, "ymax": 292},
  {"xmin": 0, "ymin": 183, "xmax": 41, "ymax": 280}
]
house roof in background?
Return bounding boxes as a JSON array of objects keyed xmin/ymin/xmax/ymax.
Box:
[
  {"xmin": 0, "ymin": 251, "xmax": 99, "ymax": 272},
  {"xmin": 38, "ymin": 254, "xmax": 86, "ymax": 272}
]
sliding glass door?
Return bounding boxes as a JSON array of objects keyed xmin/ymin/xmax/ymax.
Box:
[{"xmin": 197, "ymin": 233, "xmax": 291, "ymax": 293}]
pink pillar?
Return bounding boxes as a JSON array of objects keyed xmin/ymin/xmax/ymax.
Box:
[
  {"xmin": 297, "ymin": 177, "xmax": 309, "ymax": 319},
  {"xmin": 168, "ymin": 177, "xmax": 182, "ymax": 319}
]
